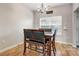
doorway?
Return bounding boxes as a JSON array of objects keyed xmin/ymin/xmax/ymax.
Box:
[{"xmin": 75, "ymin": 8, "xmax": 79, "ymax": 47}]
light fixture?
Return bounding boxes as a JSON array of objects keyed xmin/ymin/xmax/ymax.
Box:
[
  {"xmin": 37, "ymin": 3, "xmax": 53, "ymax": 14},
  {"xmin": 37, "ymin": 3, "xmax": 47, "ymax": 14}
]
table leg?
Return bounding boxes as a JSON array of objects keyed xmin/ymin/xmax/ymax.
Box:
[
  {"xmin": 49, "ymin": 40, "xmax": 51, "ymax": 56},
  {"xmin": 47, "ymin": 40, "xmax": 51, "ymax": 56},
  {"xmin": 23, "ymin": 39, "xmax": 26, "ymax": 55}
]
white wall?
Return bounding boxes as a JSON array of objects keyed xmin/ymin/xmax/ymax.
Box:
[
  {"xmin": 0, "ymin": 4, "xmax": 33, "ymax": 51},
  {"xmin": 33, "ymin": 4, "xmax": 73, "ymax": 44}
]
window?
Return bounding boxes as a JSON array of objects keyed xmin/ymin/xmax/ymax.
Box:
[{"xmin": 40, "ymin": 16, "xmax": 62, "ymax": 35}]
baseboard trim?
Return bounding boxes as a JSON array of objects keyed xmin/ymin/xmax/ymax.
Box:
[
  {"xmin": 72, "ymin": 45, "xmax": 76, "ymax": 48},
  {"xmin": 0, "ymin": 42, "xmax": 23, "ymax": 53}
]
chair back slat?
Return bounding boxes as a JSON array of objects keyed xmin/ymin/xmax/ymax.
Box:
[
  {"xmin": 33, "ymin": 30, "xmax": 45, "ymax": 44},
  {"xmin": 24, "ymin": 29, "xmax": 32, "ymax": 39}
]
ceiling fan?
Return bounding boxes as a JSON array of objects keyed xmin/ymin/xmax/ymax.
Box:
[{"xmin": 37, "ymin": 3, "xmax": 53, "ymax": 14}]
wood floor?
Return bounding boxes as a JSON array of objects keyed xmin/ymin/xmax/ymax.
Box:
[{"xmin": 0, "ymin": 42, "xmax": 79, "ymax": 56}]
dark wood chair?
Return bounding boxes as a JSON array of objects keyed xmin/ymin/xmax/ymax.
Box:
[
  {"xmin": 52, "ymin": 29, "xmax": 57, "ymax": 56},
  {"xmin": 23, "ymin": 29, "xmax": 49, "ymax": 56},
  {"xmin": 31, "ymin": 30, "xmax": 46, "ymax": 55},
  {"xmin": 23, "ymin": 29, "xmax": 33, "ymax": 55}
]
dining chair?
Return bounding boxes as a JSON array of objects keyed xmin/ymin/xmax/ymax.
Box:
[
  {"xmin": 23, "ymin": 29, "xmax": 49, "ymax": 56},
  {"xmin": 30, "ymin": 30, "xmax": 48, "ymax": 55},
  {"xmin": 52, "ymin": 29, "xmax": 57, "ymax": 56},
  {"xmin": 23, "ymin": 29, "xmax": 33, "ymax": 55}
]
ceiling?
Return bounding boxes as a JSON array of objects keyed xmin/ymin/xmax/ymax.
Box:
[{"xmin": 25, "ymin": 3, "xmax": 66, "ymax": 11}]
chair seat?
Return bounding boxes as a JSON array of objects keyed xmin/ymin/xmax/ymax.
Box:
[
  {"xmin": 29, "ymin": 38, "xmax": 50, "ymax": 44},
  {"xmin": 29, "ymin": 40, "xmax": 44, "ymax": 44}
]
